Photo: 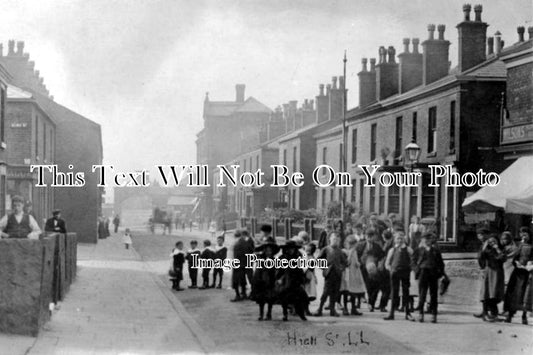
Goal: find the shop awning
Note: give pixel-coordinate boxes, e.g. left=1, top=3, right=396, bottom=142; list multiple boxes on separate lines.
left=462, top=156, right=533, bottom=215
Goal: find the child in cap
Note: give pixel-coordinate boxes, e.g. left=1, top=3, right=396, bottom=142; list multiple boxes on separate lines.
left=170, top=241, right=185, bottom=291
left=212, top=234, right=227, bottom=289
left=186, top=240, right=201, bottom=288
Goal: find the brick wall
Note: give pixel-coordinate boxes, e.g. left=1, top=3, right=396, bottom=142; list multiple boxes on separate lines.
left=506, top=62, right=533, bottom=123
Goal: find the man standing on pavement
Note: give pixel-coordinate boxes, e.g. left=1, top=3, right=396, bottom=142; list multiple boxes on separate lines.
left=113, top=214, right=120, bottom=233
left=242, top=230, right=255, bottom=291
left=0, top=195, right=42, bottom=239
left=45, top=209, right=67, bottom=234
left=231, top=229, right=248, bottom=301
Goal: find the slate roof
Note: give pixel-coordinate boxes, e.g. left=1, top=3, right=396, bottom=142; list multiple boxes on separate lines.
left=204, top=97, right=271, bottom=117
left=6, top=84, right=33, bottom=99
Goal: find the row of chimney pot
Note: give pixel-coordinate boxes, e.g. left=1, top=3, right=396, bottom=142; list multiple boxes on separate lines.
left=359, top=4, right=532, bottom=108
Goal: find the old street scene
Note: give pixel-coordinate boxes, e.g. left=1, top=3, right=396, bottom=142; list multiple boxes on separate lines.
left=0, top=1, right=532, bottom=355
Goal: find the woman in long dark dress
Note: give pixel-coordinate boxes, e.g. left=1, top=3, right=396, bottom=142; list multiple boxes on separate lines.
left=251, top=237, right=279, bottom=321
left=276, top=240, right=308, bottom=321
left=504, top=228, right=533, bottom=323
left=478, top=236, right=506, bottom=321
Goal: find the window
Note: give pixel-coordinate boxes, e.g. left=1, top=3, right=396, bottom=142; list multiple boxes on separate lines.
left=412, top=112, right=417, bottom=142
left=339, top=143, right=343, bottom=170
left=44, top=124, right=47, bottom=161
left=330, top=188, right=334, bottom=202
left=421, top=174, right=436, bottom=218
left=369, top=178, right=376, bottom=213
left=35, top=115, right=39, bottom=157
left=379, top=183, right=385, bottom=213
left=449, top=101, right=456, bottom=151
left=351, top=179, right=356, bottom=203
left=322, top=147, right=327, bottom=175
left=243, top=159, right=247, bottom=172
left=292, top=146, right=297, bottom=171
left=50, top=128, right=54, bottom=161
left=370, top=123, right=377, bottom=161
left=359, top=180, right=364, bottom=212
left=256, top=155, right=259, bottom=171
left=283, top=149, right=287, bottom=166
left=428, top=107, right=437, bottom=153
left=389, top=184, right=400, bottom=213
left=322, top=189, right=326, bottom=209
left=395, top=116, right=403, bottom=156
left=351, top=129, right=357, bottom=164
left=0, top=87, right=5, bottom=143
left=249, top=157, right=252, bottom=171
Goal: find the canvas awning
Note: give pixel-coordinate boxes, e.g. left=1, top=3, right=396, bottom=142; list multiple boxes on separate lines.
left=462, top=156, right=533, bottom=215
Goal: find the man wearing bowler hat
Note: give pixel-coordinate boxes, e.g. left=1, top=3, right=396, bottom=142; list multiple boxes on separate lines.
left=0, top=195, right=42, bottom=239
left=45, top=209, right=67, bottom=234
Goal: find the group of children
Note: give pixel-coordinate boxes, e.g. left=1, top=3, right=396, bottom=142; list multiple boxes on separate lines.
left=166, top=216, right=449, bottom=323
left=169, top=234, right=227, bottom=291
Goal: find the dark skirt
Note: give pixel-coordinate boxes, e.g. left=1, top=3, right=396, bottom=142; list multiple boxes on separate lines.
left=504, top=268, right=529, bottom=312
left=251, top=268, right=277, bottom=304
left=523, top=272, right=533, bottom=312
left=480, top=267, right=505, bottom=302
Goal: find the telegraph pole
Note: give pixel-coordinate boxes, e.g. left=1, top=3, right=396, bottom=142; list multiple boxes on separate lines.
left=341, top=51, right=347, bottom=221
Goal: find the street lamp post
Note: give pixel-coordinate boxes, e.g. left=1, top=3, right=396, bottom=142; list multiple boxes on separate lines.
left=404, top=139, right=421, bottom=172
left=341, top=51, right=347, bottom=221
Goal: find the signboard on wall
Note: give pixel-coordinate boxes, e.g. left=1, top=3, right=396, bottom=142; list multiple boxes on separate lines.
left=501, top=122, right=533, bottom=144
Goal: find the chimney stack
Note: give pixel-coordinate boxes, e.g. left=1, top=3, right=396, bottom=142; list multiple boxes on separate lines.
left=474, top=4, right=482, bottom=21
left=517, top=26, right=525, bottom=43
left=16, top=41, right=24, bottom=56
left=529, top=27, right=533, bottom=40
left=412, top=38, right=420, bottom=53
left=495, top=31, right=502, bottom=55
left=0, top=44, right=3, bottom=57
left=8, top=40, right=15, bottom=55
left=462, top=3, right=471, bottom=21
left=370, top=58, right=376, bottom=71
left=423, top=24, right=450, bottom=85
left=358, top=58, right=377, bottom=108
left=316, top=84, right=329, bottom=123
left=399, top=38, right=423, bottom=93
left=457, top=4, right=488, bottom=72
left=376, top=46, right=399, bottom=100
left=235, top=84, right=245, bottom=103
left=329, top=77, right=343, bottom=121
left=487, top=37, right=494, bottom=55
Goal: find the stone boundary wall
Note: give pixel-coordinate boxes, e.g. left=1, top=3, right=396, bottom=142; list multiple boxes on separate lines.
left=0, top=233, right=77, bottom=336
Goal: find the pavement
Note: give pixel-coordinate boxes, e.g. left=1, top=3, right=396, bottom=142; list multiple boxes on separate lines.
left=1, top=227, right=532, bottom=355
left=0, top=232, right=207, bottom=355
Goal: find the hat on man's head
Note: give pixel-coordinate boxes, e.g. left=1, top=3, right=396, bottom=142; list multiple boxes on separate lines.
left=11, top=195, right=24, bottom=204
left=53, top=209, right=61, bottom=215
left=476, top=227, right=491, bottom=235
left=260, top=224, right=272, bottom=234
left=280, top=240, right=299, bottom=251
left=255, top=236, right=280, bottom=254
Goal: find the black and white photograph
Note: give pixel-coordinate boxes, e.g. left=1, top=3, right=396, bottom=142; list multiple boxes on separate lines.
left=0, top=0, right=532, bottom=354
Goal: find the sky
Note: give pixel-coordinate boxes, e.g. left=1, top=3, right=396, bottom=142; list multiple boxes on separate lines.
left=1, top=0, right=531, bottom=176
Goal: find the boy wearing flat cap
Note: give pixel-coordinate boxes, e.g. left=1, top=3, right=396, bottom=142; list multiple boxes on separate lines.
left=45, top=209, right=67, bottom=234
